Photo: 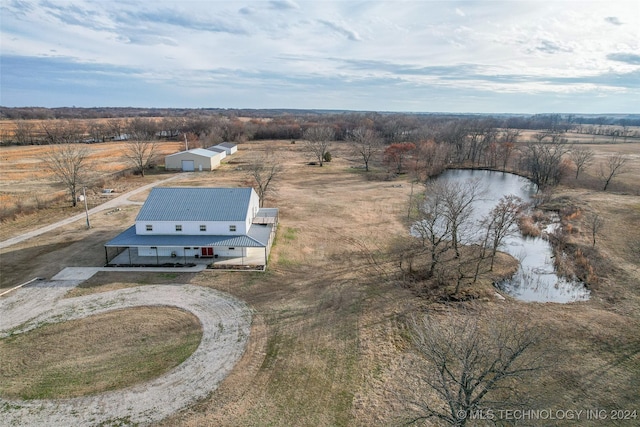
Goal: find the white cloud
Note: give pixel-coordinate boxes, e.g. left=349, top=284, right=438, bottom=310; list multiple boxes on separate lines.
left=318, top=19, right=362, bottom=41
left=1, top=0, right=638, bottom=112
left=604, top=16, right=623, bottom=25
left=269, top=0, right=299, bottom=10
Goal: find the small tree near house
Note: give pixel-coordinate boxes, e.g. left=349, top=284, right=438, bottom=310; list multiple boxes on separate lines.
left=44, top=143, right=92, bottom=207
left=247, top=151, right=282, bottom=207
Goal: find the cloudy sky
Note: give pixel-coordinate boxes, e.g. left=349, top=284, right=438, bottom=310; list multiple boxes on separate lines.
left=1, top=0, right=639, bottom=113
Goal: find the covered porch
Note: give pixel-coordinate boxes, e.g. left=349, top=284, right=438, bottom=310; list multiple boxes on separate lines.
left=104, top=224, right=275, bottom=271
left=105, top=246, right=267, bottom=270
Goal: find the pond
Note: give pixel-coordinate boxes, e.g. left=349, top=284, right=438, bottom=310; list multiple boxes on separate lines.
left=431, top=169, right=590, bottom=303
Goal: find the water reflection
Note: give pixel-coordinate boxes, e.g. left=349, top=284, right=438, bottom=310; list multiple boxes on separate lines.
left=433, top=169, right=590, bottom=303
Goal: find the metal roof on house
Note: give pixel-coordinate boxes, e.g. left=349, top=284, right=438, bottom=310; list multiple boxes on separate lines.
left=105, top=224, right=272, bottom=248
left=165, top=148, right=222, bottom=159
left=135, top=187, right=254, bottom=222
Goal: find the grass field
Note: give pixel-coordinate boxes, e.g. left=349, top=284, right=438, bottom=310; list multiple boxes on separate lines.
left=1, top=138, right=639, bottom=425
left=0, top=140, right=182, bottom=226
left=0, top=306, right=202, bottom=400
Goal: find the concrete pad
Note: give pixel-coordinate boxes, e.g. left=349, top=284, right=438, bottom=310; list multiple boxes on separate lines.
left=52, top=267, right=102, bottom=281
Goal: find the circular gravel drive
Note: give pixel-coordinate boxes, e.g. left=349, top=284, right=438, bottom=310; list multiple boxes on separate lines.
left=0, top=282, right=251, bottom=426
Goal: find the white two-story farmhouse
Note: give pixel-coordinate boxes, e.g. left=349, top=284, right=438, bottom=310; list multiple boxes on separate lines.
left=105, top=187, right=278, bottom=270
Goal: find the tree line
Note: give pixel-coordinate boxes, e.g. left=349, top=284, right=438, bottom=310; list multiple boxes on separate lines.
left=3, top=110, right=639, bottom=146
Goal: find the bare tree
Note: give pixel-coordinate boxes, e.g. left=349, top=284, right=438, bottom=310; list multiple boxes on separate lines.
left=411, top=182, right=453, bottom=279
left=107, top=119, right=126, bottom=140
left=247, top=150, right=282, bottom=207
left=569, top=147, right=594, bottom=179
left=86, top=121, right=108, bottom=143
left=518, top=140, right=571, bottom=190
left=532, top=132, right=548, bottom=143
left=443, top=179, right=484, bottom=258
left=481, top=195, right=524, bottom=271
left=465, top=118, right=497, bottom=166
left=407, top=310, right=544, bottom=426
left=412, top=140, right=449, bottom=178
left=123, top=139, right=158, bottom=177
left=497, top=141, right=515, bottom=171
left=586, top=212, right=604, bottom=247
left=44, top=143, right=92, bottom=207
left=500, top=128, right=521, bottom=145
left=348, top=127, right=381, bottom=171
left=14, top=120, right=36, bottom=145
left=41, top=120, right=84, bottom=144
left=599, top=154, right=629, bottom=191
left=411, top=179, right=483, bottom=278
left=127, top=117, right=159, bottom=141
left=303, top=126, right=334, bottom=166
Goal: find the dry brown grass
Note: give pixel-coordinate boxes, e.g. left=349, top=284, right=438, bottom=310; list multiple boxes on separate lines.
left=551, top=142, right=640, bottom=194
left=518, top=215, right=542, bottom=237
left=0, top=140, right=182, bottom=223
left=1, top=138, right=639, bottom=426
left=0, top=306, right=202, bottom=400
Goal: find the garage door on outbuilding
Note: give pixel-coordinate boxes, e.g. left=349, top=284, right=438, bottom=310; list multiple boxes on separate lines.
left=181, top=160, right=195, bottom=171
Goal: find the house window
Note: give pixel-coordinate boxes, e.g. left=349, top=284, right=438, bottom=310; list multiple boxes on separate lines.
left=146, top=224, right=153, bottom=231
left=200, top=225, right=207, bottom=232
left=229, top=247, right=235, bottom=250
left=229, top=225, right=236, bottom=232
left=175, top=225, right=182, bottom=232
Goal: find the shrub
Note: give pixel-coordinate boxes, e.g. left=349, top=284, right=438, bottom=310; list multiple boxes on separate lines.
left=323, top=151, right=332, bottom=162
left=518, top=215, right=541, bottom=237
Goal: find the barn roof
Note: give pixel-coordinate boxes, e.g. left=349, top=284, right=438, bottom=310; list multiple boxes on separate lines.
left=135, top=187, right=255, bottom=222
left=205, top=146, right=227, bottom=153
left=217, top=142, right=237, bottom=149
left=165, top=148, right=222, bottom=159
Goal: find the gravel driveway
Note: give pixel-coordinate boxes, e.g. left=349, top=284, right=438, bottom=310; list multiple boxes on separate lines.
left=0, top=278, right=251, bottom=426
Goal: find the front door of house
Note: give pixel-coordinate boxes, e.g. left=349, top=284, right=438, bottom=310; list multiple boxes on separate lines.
left=201, top=247, right=214, bottom=257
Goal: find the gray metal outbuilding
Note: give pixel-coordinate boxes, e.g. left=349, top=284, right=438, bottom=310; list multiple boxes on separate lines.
left=164, top=148, right=224, bottom=171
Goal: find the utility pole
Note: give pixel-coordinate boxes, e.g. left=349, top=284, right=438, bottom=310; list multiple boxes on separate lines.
left=83, top=186, right=91, bottom=229
left=184, top=133, right=188, bottom=151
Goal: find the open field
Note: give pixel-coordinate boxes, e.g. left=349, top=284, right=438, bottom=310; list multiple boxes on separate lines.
left=0, top=141, right=183, bottom=241
left=1, top=139, right=639, bottom=425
